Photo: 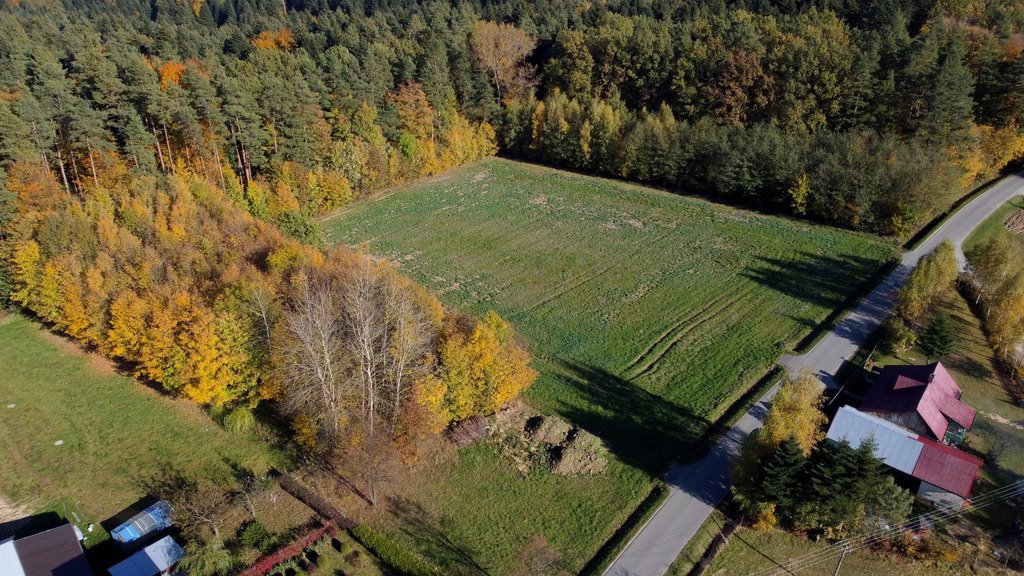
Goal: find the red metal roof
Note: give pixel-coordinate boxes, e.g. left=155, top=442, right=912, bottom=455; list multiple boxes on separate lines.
left=911, top=436, right=983, bottom=498
left=861, top=362, right=976, bottom=439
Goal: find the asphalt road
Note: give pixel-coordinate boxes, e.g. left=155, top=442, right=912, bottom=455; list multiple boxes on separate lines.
left=603, top=171, right=1024, bottom=576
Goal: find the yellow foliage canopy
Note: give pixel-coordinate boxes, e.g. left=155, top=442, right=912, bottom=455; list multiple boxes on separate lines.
left=416, top=310, right=537, bottom=431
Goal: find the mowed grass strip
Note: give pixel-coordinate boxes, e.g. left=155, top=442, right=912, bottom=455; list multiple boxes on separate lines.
left=0, top=312, right=287, bottom=538
left=325, top=159, right=893, bottom=573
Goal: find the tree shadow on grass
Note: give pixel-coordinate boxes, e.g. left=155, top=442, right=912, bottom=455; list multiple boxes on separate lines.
left=386, top=496, right=493, bottom=576
left=740, top=252, right=887, bottom=311
left=547, top=361, right=709, bottom=476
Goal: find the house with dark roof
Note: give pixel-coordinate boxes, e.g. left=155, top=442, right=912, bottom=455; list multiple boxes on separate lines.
left=860, top=362, right=976, bottom=444
left=827, top=406, right=983, bottom=510
left=0, top=523, right=93, bottom=576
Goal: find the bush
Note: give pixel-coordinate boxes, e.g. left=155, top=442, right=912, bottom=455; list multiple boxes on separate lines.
left=225, top=407, right=256, bottom=434
left=882, top=318, right=917, bottom=354
left=350, top=525, right=441, bottom=576
left=751, top=502, right=778, bottom=532
left=240, top=521, right=278, bottom=554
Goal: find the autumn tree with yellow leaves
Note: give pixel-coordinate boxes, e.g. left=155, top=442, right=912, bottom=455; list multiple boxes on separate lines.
left=415, top=310, right=538, bottom=431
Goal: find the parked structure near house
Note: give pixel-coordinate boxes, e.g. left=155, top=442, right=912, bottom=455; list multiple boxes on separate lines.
left=861, top=362, right=976, bottom=444
left=108, top=535, right=185, bottom=576
left=827, top=406, right=983, bottom=509
left=110, top=501, right=173, bottom=548
left=0, top=523, right=93, bottom=576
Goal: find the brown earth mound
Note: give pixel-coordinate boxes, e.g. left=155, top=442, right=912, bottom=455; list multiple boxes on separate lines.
left=1005, top=210, right=1024, bottom=234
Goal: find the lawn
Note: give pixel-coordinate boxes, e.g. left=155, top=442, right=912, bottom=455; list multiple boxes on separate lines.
left=962, top=196, right=1024, bottom=255
left=325, top=158, right=893, bottom=573
left=0, top=312, right=288, bottom=546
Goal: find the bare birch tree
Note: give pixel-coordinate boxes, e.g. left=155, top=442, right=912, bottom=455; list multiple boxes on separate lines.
left=274, top=260, right=438, bottom=445
left=274, top=274, right=350, bottom=441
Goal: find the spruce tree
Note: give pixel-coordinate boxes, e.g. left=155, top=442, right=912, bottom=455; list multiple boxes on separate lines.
left=919, top=313, right=955, bottom=360
left=759, top=437, right=807, bottom=517
left=803, top=439, right=861, bottom=530
left=923, top=35, right=975, bottom=147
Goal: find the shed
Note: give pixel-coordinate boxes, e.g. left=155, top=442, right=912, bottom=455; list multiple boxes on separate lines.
left=108, top=536, right=184, bottom=576
left=0, top=537, right=27, bottom=576
left=10, top=523, right=92, bottom=576
left=110, top=501, right=172, bottom=547
left=826, top=406, right=984, bottom=509
left=912, top=437, right=983, bottom=499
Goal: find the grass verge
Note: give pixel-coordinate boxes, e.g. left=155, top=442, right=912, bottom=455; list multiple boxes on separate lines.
left=579, top=482, right=671, bottom=576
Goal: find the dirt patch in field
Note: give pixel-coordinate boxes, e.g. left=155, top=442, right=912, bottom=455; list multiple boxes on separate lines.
left=0, top=494, right=33, bottom=532
left=981, top=410, right=1024, bottom=431
left=1004, top=210, right=1024, bottom=235
left=529, top=195, right=548, bottom=206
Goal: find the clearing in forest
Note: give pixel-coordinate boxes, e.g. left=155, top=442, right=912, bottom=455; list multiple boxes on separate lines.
left=327, top=158, right=892, bottom=465
left=323, top=159, right=893, bottom=574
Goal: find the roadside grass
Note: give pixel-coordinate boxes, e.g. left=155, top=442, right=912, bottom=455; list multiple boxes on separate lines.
left=0, top=312, right=288, bottom=546
left=665, top=508, right=730, bottom=576
left=705, top=526, right=967, bottom=576
left=963, top=196, right=1024, bottom=254
left=325, top=158, right=893, bottom=573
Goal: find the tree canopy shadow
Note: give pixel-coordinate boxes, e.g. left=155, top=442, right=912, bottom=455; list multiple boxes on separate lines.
left=386, top=496, right=492, bottom=576
left=549, top=361, right=710, bottom=475
left=740, top=251, right=888, bottom=311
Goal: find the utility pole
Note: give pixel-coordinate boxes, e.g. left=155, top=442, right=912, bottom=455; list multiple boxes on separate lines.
left=833, top=541, right=850, bottom=576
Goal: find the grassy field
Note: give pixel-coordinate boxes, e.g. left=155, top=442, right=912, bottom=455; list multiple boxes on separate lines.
left=329, top=159, right=893, bottom=467
left=325, top=158, right=893, bottom=573
left=963, top=196, right=1024, bottom=254
left=0, top=312, right=288, bottom=545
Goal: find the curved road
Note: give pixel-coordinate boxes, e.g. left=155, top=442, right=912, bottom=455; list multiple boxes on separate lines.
left=604, top=171, right=1024, bottom=576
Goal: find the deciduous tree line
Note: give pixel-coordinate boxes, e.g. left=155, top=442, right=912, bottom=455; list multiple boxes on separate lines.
left=0, top=130, right=533, bottom=500
left=503, top=10, right=1024, bottom=236
left=883, top=241, right=960, bottom=353
left=966, top=232, right=1024, bottom=385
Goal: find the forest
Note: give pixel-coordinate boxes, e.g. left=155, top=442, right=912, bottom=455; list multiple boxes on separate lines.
left=1, top=0, right=1024, bottom=484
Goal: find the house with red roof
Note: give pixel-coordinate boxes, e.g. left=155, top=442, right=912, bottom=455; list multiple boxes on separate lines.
left=827, top=406, right=984, bottom=510
left=860, top=362, right=976, bottom=444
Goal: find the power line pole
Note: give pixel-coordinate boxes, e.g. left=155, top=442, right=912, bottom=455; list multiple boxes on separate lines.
left=833, top=541, right=850, bottom=576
